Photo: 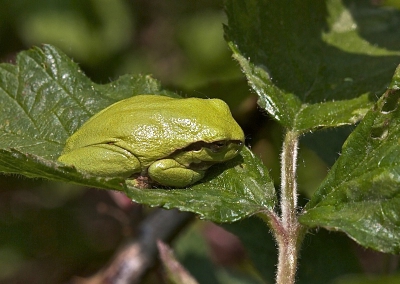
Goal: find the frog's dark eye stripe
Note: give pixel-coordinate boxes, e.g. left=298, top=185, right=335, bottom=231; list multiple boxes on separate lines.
left=184, top=141, right=209, bottom=152
left=184, top=140, right=228, bottom=153
left=172, top=140, right=242, bottom=155
left=209, top=140, right=227, bottom=152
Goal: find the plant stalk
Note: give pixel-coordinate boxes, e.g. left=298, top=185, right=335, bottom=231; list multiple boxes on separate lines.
left=275, top=130, right=304, bottom=284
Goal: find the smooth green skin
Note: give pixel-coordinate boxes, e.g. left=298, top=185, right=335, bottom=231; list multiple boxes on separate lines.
left=58, top=94, right=244, bottom=187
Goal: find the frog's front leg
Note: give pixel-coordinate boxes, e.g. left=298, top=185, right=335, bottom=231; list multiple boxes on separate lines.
left=148, top=159, right=205, bottom=187
left=58, top=144, right=141, bottom=178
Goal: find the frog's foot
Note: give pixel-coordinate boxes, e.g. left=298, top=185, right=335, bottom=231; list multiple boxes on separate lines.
left=125, top=174, right=154, bottom=189
left=148, top=159, right=205, bottom=188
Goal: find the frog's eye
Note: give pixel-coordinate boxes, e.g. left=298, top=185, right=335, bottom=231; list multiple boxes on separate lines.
left=209, top=140, right=227, bottom=152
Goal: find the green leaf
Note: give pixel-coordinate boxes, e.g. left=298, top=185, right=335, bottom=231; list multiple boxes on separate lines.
left=294, top=94, right=372, bottom=132
left=299, top=65, right=400, bottom=254
left=0, top=44, right=169, bottom=189
left=0, top=45, right=275, bottom=223
left=224, top=0, right=400, bottom=131
left=227, top=44, right=301, bottom=129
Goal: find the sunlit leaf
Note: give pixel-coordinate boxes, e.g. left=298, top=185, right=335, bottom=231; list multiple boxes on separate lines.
left=224, top=0, right=400, bottom=131
left=300, top=65, right=400, bottom=253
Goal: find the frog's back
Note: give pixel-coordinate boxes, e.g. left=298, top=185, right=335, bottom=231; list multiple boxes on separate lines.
left=63, top=95, right=173, bottom=149
left=63, top=94, right=243, bottom=163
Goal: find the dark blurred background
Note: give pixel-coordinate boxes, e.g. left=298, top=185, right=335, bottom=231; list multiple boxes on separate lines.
left=0, top=0, right=242, bottom=87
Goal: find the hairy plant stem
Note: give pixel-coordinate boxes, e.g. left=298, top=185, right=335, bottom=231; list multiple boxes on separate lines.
left=275, top=130, right=305, bottom=284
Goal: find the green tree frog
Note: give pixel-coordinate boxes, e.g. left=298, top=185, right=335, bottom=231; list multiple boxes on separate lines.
left=58, top=94, right=244, bottom=188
